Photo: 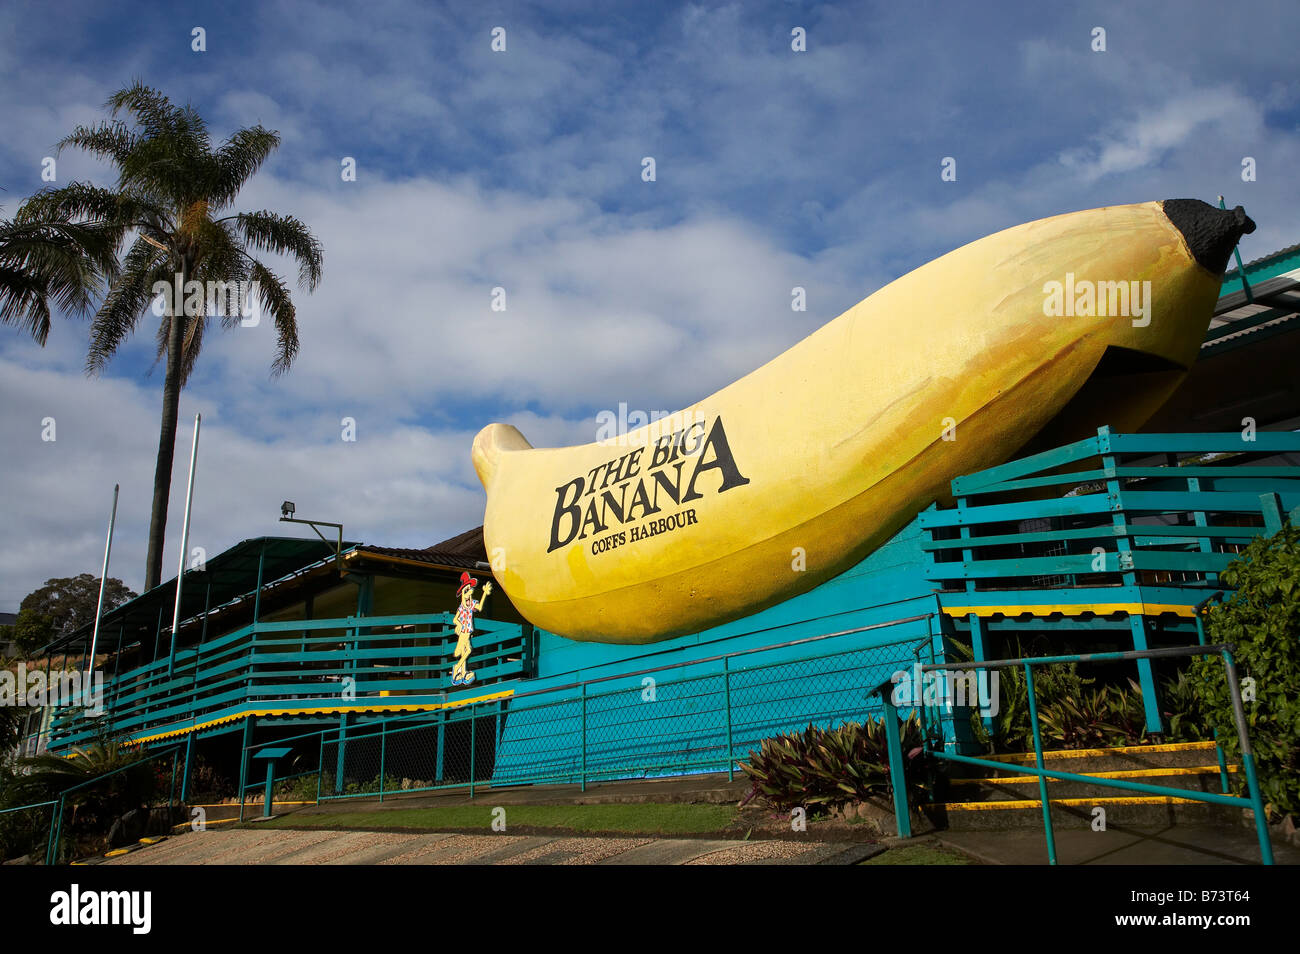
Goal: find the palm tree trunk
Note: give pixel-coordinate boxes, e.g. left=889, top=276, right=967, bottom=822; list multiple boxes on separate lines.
left=143, top=267, right=188, bottom=591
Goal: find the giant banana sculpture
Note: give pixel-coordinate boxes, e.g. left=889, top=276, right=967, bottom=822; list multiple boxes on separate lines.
left=473, top=199, right=1254, bottom=643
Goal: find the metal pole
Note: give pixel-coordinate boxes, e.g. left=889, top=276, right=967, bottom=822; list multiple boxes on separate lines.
left=87, top=484, right=119, bottom=680
left=881, top=694, right=912, bottom=838
left=1024, top=663, right=1058, bottom=865
left=168, top=414, right=201, bottom=676
left=379, top=720, right=387, bottom=803
left=1223, top=650, right=1274, bottom=865
left=722, top=658, right=734, bottom=780
left=580, top=685, right=587, bottom=792
left=469, top=707, right=477, bottom=799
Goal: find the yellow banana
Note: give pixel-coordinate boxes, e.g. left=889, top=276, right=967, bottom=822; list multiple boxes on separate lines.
left=473, top=199, right=1254, bottom=644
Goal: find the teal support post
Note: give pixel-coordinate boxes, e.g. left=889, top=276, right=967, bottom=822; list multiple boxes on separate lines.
left=379, top=720, right=387, bottom=803
left=435, top=709, right=446, bottom=783
left=580, top=685, right=588, bottom=792
left=180, top=733, right=194, bottom=801
left=968, top=613, right=994, bottom=734
left=722, top=657, right=734, bottom=780
left=1127, top=615, right=1163, bottom=733
left=1187, top=477, right=1216, bottom=584
left=1193, top=597, right=1232, bottom=794
left=469, top=708, right=477, bottom=798
left=169, top=748, right=178, bottom=816
left=335, top=712, right=350, bottom=794
left=252, top=747, right=291, bottom=819
left=878, top=690, right=912, bottom=838
left=1101, top=431, right=1162, bottom=734
left=1024, top=663, right=1058, bottom=865
left=237, top=717, right=254, bottom=823
left=1223, top=649, right=1274, bottom=865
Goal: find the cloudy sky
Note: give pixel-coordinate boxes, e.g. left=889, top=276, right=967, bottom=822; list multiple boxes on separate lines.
left=1, top=0, right=1297, bottom=609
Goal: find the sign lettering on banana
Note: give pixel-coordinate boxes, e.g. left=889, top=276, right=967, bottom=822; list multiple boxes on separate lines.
left=473, top=199, right=1255, bottom=644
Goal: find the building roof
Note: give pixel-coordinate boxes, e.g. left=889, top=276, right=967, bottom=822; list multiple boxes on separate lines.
left=40, top=536, right=352, bottom=658
left=349, top=526, right=489, bottom=572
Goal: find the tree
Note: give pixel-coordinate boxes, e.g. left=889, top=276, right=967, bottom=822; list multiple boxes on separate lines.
left=1192, top=522, right=1300, bottom=819
left=0, top=210, right=118, bottom=343
left=18, top=81, right=323, bottom=590
left=0, top=574, right=136, bottom=655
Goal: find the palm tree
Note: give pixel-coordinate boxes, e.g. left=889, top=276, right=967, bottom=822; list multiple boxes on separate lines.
left=19, top=82, right=323, bottom=591
left=0, top=207, right=118, bottom=342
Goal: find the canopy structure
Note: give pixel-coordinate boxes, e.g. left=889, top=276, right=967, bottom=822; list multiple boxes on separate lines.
left=1145, top=241, right=1300, bottom=433
left=42, top=536, right=354, bottom=663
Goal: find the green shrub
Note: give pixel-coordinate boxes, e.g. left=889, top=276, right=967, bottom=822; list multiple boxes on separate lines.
left=1191, top=522, right=1300, bottom=818
left=740, top=716, right=925, bottom=813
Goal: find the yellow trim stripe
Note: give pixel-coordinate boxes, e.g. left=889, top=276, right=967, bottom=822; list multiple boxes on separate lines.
left=943, top=795, right=1203, bottom=811
left=953, top=764, right=1237, bottom=785
left=981, top=741, right=1216, bottom=763
left=171, top=816, right=241, bottom=831
left=127, top=689, right=514, bottom=746
left=943, top=603, right=1196, bottom=619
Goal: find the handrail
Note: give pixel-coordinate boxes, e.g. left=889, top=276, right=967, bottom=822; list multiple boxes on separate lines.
left=873, top=644, right=1275, bottom=866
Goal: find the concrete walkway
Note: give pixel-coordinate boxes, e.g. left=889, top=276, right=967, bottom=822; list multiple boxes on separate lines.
left=97, top=828, right=880, bottom=866
left=935, top=825, right=1297, bottom=865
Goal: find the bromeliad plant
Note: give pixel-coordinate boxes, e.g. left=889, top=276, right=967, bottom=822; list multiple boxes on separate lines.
left=740, top=715, right=926, bottom=813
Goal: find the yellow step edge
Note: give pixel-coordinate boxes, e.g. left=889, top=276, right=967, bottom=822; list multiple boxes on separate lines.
left=952, top=764, right=1238, bottom=785
left=942, top=795, right=1204, bottom=811
left=980, top=740, right=1217, bottom=763
left=170, top=816, right=241, bottom=831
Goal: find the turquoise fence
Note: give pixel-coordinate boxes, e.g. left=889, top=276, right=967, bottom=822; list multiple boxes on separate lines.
left=47, top=613, right=533, bottom=750
left=923, top=427, right=1300, bottom=594
left=235, top=617, right=936, bottom=814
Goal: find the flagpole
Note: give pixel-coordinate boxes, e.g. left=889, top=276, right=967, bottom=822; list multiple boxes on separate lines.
left=168, top=413, right=201, bottom=676
left=86, top=483, right=119, bottom=676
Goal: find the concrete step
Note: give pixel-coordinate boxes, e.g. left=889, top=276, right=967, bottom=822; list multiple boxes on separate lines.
left=948, top=764, right=1236, bottom=802
left=930, top=742, right=1243, bottom=831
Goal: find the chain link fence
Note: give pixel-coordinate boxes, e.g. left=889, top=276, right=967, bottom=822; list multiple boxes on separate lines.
left=247, top=617, right=937, bottom=803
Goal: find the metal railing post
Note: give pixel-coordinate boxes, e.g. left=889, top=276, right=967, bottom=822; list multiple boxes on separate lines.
left=469, top=707, right=477, bottom=798
left=722, top=657, right=734, bottom=780
left=580, top=685, right=587, bottom=792
left=1223, top=649, right=1274, bottom=865
left=1024, top=663, right=1058, bottom=865
left=880, top=692, right=912, bottom=839
left=379, top=720, right=387, bottom=803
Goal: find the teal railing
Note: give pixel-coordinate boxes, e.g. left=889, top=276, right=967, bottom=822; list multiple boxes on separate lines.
left=875, top=643, right=1274, bottom=866
left=232, top=618, right=937, bottom=817
left=922, top=428, right=1300, bottom=597
left=47, top=613, right=533, bottom=750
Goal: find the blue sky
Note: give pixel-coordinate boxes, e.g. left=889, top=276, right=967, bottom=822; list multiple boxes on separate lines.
left=1, top=0, right=1298, bottom=609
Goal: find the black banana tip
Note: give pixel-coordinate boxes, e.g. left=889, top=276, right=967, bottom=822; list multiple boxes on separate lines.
left=1163, top=198, right=1256, bottom=275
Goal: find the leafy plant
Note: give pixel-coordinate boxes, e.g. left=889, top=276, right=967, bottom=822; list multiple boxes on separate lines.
left=740, top=716, right=925, bottom=813
left=1191, top=522, right=1300, bottom=818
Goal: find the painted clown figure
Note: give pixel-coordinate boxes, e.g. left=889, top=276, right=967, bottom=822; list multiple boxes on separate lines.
left=451, top=571, right=492, bottom=686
